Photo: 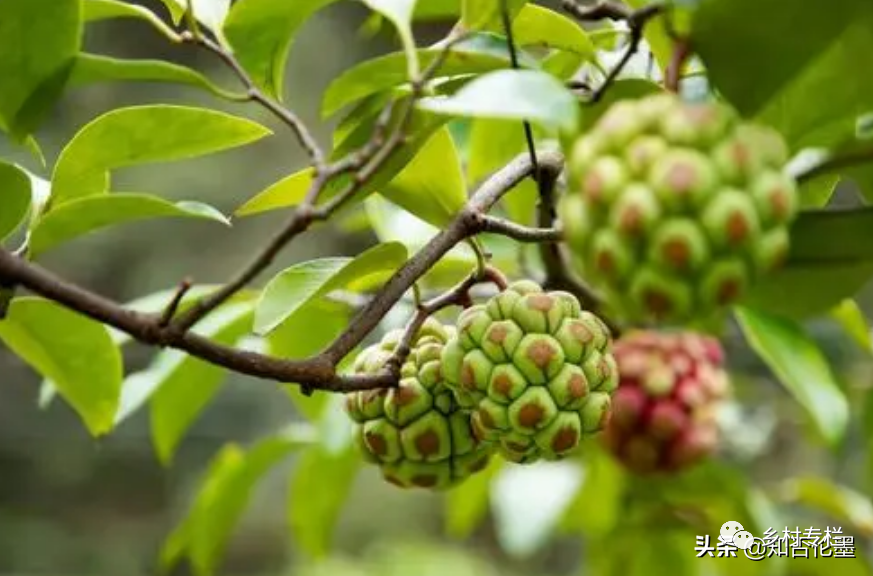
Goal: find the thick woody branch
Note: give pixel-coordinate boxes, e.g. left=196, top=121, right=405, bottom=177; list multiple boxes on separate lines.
left=0, top=153, right=563, bottom=392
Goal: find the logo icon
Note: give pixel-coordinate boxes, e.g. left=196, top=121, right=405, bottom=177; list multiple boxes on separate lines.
left=719, top=521, right=744, bottom=545
left=732, top=530, right=755, bottom=550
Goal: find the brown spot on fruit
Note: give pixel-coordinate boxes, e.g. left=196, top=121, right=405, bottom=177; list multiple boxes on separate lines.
left=732, top=142, right=749, bottom=167
left=668, top=163, right=696, bottom=194
left=620, top=205, right=644, bottom=234
left=595, top=249, right=615, bottom=274
left=412, top=475, right=438, bottom=488
left=551, top=427, right=579, bottom=453
left=518, top=403, right=546, bottom=428
left=488, top=324, right=508, bottom=344
left=461, top=362, right=477, bottom=390
left=384, top=474, right=405, bottom=487
left=584, top=173, right=603, bottom=201
left=663, top=238, right=690, bottom=268
left=415, top=429, right=441, bottom=456
left=526, top=339, right=556, bottom=369
left=493, top=373, right=513, bottom=397
left=394, top=386, right=418, bottom=406
left=644, top=290, right=672, bottom=315
left=478, top=407, right=496, bottom=430
left=717, top=279, right=740, bottom=304
left=365, top=432, right=388, bottom=455
left=529, top=294, right=554, bottom=312
left=570, top=322, right=594, bottom=344
left=770, top=188, right=789, bottom=219
left=568, top=374, right=588, bottom=399
left=726, top=211, right=749, bottom=244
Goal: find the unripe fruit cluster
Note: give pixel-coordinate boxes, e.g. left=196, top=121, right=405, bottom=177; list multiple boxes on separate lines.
left=601, top=330, right=729, bottom=474
left=560, top=92, right=799, bottom=324
left=344, top=281, right=620, bottom=489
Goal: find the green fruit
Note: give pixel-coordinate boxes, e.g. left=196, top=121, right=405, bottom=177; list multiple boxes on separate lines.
left=441, top=280, right=618, bottom=464
left=561, top=93, right=799, bottom=324
left=345, top=318, right=494, bottom=490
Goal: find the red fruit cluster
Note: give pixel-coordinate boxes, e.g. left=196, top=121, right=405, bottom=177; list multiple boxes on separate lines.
left=601, top=330, right=729, bottom=474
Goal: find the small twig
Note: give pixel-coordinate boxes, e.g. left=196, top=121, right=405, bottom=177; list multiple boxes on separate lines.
left=665, top=37, right=692, bottom=93
left=563, top=0, right=666, bottom=103
left=158, top=278, right=193, bottom=327
left=475, top=214, right=562, bottom=243
left=180, top=32, right=327, bottom=171
left=795, top=147, right=873, bottom=185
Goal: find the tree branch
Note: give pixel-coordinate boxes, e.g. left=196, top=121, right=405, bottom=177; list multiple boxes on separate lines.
left=562, top=0, right=666, bottom=102
left=0, top=153, right=563, bottom=393
left=474, top=214, right=562, bottom=243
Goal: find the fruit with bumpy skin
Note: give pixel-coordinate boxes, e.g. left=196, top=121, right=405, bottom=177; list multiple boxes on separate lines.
left=441, top=280, right=618, bottom=464
left=561, top=92, right=799, bottom=324
left=600, top=330, right=729, bottom=474
left=345, top=318, right=494, bottom=490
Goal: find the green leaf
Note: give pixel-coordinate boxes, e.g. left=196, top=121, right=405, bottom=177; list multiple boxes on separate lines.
left=778, top=476, right=873, bottom=537
left=161, top=432, right=311, bottom=575
left=445, top=457, right=501, bottom=539
left=0, top=297, right=122, bottom=436
left=223, top=0, right=341, bottom=100
left=511, top=4, right=594, bottom=62
left=254, top=242, right=408, bottom=335
left=159, top=0, right=230, bottom=32
left=0, top=161, right=32, bottom=243
left=377, top=126, right=467, bottom=227
left=0, top=0, right=81, bottom=137
left=83, top=0, right=179, bottom=41
left=267, top=302, right=349, bottom=421
left=233, top=167, right=313, bottom=216
left=742, top=207, right=873, bottom=318
left=560, top=445, right=625, bottom=537
left=623, top=0, right=672, bottom=71
left=735, top=306, right=849, bottom=445
left=51, top=105, right=271, bottom=205
left=691, top=0, right=868, bottom=117
left=69, top=53, right=235, bottom=99
left=28, top=193, right=229, bottom=258
left=148, top=304, right=254, bottom=465
left=288, top=441, right=360, bottom=559
left=757, top=15, right=873, bottom=150
left=418, top=69, right=579, bottom=133
left=829, top=299, right=872, bottom=353
left=362, top=0, right=420, bottom=82
left=321, top=37, right=522, bottom=118
left=491, top=462, right=584, bottom=559
left=461, top=0, right=526, bottom=31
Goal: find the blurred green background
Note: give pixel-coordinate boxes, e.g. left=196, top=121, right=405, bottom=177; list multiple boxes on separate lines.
left=1, top=1, right=872, bottom=575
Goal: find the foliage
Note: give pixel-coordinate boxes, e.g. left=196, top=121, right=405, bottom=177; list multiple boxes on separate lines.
left=1, top=0, right=873, bottom=575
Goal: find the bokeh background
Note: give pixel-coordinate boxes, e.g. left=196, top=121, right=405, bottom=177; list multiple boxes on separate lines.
left=1, top=1, right=871, bottom=575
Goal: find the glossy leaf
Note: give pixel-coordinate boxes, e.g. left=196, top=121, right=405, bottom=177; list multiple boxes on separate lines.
left=28, top=193, right=229, bottom=258
left=69, top=54, right=235, bottom=99
left=233, top=167, right=313, bottom=216
left=735, top=306, right=849, bottom=445
left=829, top=299, right=872, bottom=353
left=51, top=105, right=271, bottom=204
left=254, top=242, right=408, bottom=335
left=461, top=0, right=526, bottom=31
left=83, top=0, right=179, bottom=40
left=691, top=0, right=867, bottom=117
left=780, top=476, right=873, bottom=537
left=742, top=207, right=873, bottom=318
left=491, top=461, right=584, bottom=558
left=148, top=304, right=254, bottom=465
left=377, top=126, right=467, bottom=227
left=511, top=4, right=594, bottom=62
left=0, top=161, right=32, bottom=242
left=758, top=15, right=873, bottom=150
left=321, top=36, right=526, bottom=117
left=0, top=297, right=122, bottom=436
left=288, top=441, right=360, bottom=559
left=418, top=69, right=579, bottom=133
left=0, top=0, right=81, bottom=137
left=445, top=458, right=502, bottom=539
left=223, top=0, right=341, bottom=99
left=267, top=302, right=349, bottom=421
